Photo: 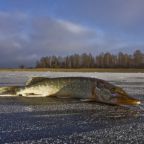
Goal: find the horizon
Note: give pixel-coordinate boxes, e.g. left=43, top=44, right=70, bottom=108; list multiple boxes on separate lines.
left=0, top=0, right=144, bottom=67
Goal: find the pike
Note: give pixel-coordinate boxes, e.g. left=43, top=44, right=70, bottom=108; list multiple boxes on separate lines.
left=0, top=77, right=141, bottom=106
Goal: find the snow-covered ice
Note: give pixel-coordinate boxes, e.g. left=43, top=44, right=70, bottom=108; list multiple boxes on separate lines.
left=0, top=71, right=144, bottom=85
left=0, top=71, right=144, bottom=143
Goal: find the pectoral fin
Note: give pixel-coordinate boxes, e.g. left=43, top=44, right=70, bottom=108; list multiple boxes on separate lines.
left=21, top=93, right=46, bottom=97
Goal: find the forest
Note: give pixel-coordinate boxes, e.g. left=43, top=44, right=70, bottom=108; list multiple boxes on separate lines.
left=36, top=50, right=144, bottom=68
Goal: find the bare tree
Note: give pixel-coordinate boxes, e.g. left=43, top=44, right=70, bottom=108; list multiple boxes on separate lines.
left=35, top=50, right=144, bottom=68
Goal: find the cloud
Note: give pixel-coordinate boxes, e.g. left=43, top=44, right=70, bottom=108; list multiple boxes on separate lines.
left=0, top=11, right=27, bottom=35
left=29, top=16, right=98, bottom=55
left=0, top=13, right=99, bottom=67
left=0, top=9, right=143, bottom=67
left=0, top=11, right=30, bottom=67
left=57, top=19, right=90, bottom=34
left=55, top=0, right=144, bottom=34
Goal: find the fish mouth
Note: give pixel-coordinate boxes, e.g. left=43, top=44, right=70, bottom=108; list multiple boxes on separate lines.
left=110, top=87, right=141, bottom=105
left=111, top=95, right=141, bottom=106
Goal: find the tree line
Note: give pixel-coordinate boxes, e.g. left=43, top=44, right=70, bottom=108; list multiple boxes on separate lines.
left=35, top=50, right=144, bottom=68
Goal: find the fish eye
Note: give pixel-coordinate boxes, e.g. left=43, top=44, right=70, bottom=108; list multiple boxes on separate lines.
left=114, top=87, right=127, bottom=95
left=119, top=89, right=126, bottom=94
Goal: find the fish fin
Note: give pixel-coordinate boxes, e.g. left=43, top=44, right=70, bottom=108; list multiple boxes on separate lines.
left=0, top=86, right=20, bottom=95
left=80, top=99, right=96, bottom=102
left=26, top=77, right=48, bottom=86
left=22, top=93, right=47, bottom=97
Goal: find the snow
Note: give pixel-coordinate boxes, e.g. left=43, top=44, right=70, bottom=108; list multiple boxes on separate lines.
left=0, top=71, right=144, bottom=85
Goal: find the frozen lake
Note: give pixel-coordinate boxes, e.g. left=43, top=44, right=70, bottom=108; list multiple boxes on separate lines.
left=0, top=71, right=144, bottom=98
left=0, top=71, right=144, bottom=143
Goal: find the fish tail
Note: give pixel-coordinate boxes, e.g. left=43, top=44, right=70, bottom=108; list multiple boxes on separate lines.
left=0, top=86, right=22, bottom=96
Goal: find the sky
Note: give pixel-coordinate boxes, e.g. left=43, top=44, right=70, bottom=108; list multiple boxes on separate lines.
left=0, top=0, right=144, bottom=67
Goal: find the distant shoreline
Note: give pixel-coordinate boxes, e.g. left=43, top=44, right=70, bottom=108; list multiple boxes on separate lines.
left=0, top=68, right=144, bottom=73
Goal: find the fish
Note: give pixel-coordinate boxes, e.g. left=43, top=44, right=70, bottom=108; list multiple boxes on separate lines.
left=0, top=77, right=141, bottom=106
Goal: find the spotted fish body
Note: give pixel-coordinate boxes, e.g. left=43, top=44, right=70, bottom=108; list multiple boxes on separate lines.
left=18, top=77, right=98, bottom=98
left=16, top=77, right=140, bottom=105
left=0, top=77, right=141, bottom=106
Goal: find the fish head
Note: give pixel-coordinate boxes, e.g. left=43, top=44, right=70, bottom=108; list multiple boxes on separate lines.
left=109, top=87, right=141, bottom=105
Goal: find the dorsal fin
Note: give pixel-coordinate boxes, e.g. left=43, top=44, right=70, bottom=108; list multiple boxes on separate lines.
left=26, top=77, right=48, bottom=86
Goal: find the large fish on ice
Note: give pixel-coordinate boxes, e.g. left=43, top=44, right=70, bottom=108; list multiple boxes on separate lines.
left=0, top=77, right=141, bottom=106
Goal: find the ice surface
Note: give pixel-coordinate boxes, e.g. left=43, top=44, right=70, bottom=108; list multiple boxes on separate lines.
left=0, top=71, right=144, bottom=84
left=0, top=71, right=144, bottom=143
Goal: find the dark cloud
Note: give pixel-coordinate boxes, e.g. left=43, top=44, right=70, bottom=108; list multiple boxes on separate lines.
left=0, top=13, right=100, bottom=67
left=0, top=4, right=144, bottom=67
left=30, top=17, right=98, bottom=55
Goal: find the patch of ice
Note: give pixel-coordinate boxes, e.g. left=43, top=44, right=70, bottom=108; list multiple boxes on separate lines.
left=24, top=106, right=33, bottom=112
